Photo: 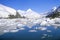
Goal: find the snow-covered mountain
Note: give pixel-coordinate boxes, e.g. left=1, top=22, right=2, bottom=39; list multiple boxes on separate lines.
left=17, top=10, right=26, bottom=17
left=0, top=4, right=16, bottom=18
left=46, top=6, right=60, bottom=18
left=0, top=4, right=42, bottom=19
left=24, top=9, right=41, bottom=18
left=52, top=6, right=57, bottom=11
left=1, top=4, right=60, bottom=19
left=17, top=9, right=42, bottom=19
left=26, top=9, right=42, bottom=18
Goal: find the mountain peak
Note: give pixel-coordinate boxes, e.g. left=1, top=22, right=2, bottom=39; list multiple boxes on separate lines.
left=52, top=6, right=57, bottom=11
left=27, top=8, right=32, bottom=12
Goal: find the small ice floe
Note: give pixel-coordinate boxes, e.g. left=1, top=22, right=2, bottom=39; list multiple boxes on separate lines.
left=19, top=28, right=25, bottom=30
left=40, top=27, right=47, bottom=31
left=4, top=30, right=9, bottom=33
left=27, top=23, right=34, bottom=28
left=40, top=21, right=50, bottom=26
left=54, top=26, right=58, bottom=29
left=53, top=24, right=60, bottom=27
left=17, top=23, right=24, bottom=27
left=40, top=21, right=47, bottom=26
left=41, top=36, right=46, bottom=39
left=47, top=30, right=51, bottom=32
left=10, top=29, right=19, bottom=32
left=41, top=34, right=47, bottom=39
left=4, top=29, right=19, bottom=33
left=29, top=30, right=37, bottom=32
left=43, top=34, right=47, bottom=36
left=36, top=27, right=47, bottom=31
left=41, top=34, right=52, bottom=39
left=48, top=35, right=52, bottom=37
left=0, top=30, right=5, bottom=35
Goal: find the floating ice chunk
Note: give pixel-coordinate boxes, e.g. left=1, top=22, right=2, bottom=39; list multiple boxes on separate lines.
left=41, top=34, right=47, bottom=38
left=43, top=34, right=47, bottom=36
left=27, top=22, right=34, bottom=28
left=10, top=29, right=19, bottom=32
left=40, top=27, right=47, bottom=30
left=48, top=19, right=55, bottom=24
left=17, top=23, right=24, bottom=27
left=37, top=27, right=47, bottom=31
left=19, top=28, right=25, bottom=30
left=40, top=21, right=48, bottom=26
left=0, top=30, right=5, bottom=35
left=41, top=36, right=46, bottom=39
left=4, top=30, right=9, bottom=33
left=33, top=19, right=42, bottom=24
left=48, top=35, right=52, bottom=37
left=4, top=29, right=19, bottom=33
left=41, top=34, right=52, bottom=39
left=29, top=30, right=37, bottom=32
left=47, top=30, right=51, bottom=32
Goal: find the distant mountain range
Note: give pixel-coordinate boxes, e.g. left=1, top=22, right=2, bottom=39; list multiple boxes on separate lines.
left=0, top=4, right=60, bottom=19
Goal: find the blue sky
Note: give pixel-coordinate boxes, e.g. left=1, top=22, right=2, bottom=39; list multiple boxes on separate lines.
left=0, top=0, right=60, bottom=13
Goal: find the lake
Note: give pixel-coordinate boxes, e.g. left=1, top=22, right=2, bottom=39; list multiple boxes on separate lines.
left=0, top=25, right=60, bottom=40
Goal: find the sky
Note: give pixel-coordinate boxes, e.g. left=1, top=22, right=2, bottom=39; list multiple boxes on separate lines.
left=0, top=0, right=60, bottom=13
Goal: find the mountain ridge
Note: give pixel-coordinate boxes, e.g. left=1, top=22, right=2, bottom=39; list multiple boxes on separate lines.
left=0, top=4, right=42, bottom=19
left=46, top=6, right=60, bottom=18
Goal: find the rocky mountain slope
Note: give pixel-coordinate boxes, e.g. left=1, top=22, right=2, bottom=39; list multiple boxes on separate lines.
left=46, top=6, right=60, bottom=18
